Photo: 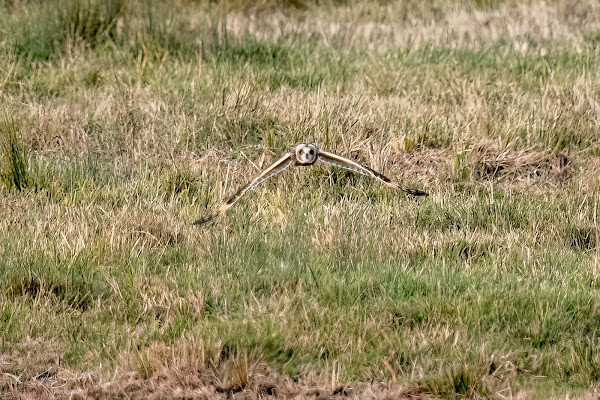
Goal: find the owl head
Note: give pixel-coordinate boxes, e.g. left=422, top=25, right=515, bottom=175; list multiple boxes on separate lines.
left=295, top=144, right=318, bottom=165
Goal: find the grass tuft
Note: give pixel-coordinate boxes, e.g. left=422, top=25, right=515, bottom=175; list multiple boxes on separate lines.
left=13, top=0, right=127, bottom=60
left=160, top=169, right=198, bottom=198
left=0, top=117, right=28, bottom=191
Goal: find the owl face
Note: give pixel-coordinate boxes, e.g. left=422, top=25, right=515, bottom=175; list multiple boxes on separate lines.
left=295, top=144, right=318, bottom=165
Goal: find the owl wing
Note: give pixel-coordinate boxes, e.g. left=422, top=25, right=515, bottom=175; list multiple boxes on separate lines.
left=192, top=152, right=294, bottom=226
left=317, top=149, right=427, bottom=196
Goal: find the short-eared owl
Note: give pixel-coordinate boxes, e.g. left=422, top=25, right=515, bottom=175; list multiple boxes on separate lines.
left=193, top=144, right=427, bottom=225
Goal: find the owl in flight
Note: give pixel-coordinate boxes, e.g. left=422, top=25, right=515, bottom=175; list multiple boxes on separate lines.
left=193, top=144, right=427, bottom=225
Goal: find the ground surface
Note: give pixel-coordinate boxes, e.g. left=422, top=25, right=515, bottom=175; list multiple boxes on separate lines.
left=0, top=0, right=599, bottom=398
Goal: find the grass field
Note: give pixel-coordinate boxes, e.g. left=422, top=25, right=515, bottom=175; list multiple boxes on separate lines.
left=0, top=0, right=599, bottom=398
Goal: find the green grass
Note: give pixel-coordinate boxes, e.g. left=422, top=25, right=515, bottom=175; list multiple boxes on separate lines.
left=0, top=117, right=29, bottom=191
left=0, top=0, right=599, bottom=398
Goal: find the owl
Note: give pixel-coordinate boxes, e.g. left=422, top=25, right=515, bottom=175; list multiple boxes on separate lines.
left=193, top=144, right=427, bottom=225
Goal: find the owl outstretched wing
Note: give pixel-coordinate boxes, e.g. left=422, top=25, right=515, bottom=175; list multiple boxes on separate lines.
left=192, top=152, right=294, bottom=226
left=317, top=149, right=427, bottom=196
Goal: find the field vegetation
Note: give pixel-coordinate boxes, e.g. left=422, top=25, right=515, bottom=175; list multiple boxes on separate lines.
left=0, top=0, right=599, bottom=398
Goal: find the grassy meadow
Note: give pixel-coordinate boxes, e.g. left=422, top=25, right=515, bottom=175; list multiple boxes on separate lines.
left=0, top=0, right=599, bottom=398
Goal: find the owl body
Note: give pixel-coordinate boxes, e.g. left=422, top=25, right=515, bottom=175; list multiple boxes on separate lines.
left=193, top=143, right=427, bottom=225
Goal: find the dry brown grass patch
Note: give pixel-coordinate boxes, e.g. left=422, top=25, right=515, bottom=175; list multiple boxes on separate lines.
left=469, top=139, right=571, bottom=182
left=88, top=366, right=436, bottom=400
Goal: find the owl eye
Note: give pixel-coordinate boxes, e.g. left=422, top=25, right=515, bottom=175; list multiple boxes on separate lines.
left=309, top=149, right=314, bottom=155
left=299, top=149, right=304, bottom=155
